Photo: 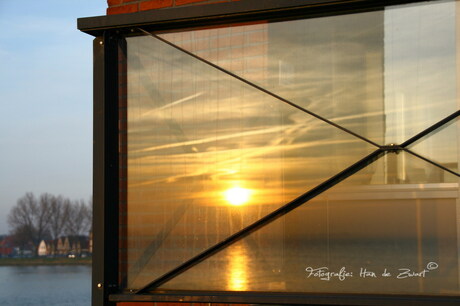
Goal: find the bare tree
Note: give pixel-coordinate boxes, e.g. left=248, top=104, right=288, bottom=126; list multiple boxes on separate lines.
left=48, top=195, right=70, bottom=253
left=37, top=193, right=52, bottom=243
left=8, top=192, right=52, bottom=254
left=8, top=192, right=92, bottom=256
left=10, top=225, right=34, bottom=250
left=65, top=199, right=92, bottom=236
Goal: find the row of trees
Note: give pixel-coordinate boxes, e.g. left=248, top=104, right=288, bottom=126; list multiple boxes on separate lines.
left=8, top=192, right=92, bottom=254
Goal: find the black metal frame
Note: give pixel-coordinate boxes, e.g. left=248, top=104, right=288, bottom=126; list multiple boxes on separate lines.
left=92, top=32, right=124, bottom=306
left=79, top=0, right=433, bottom=36
left=109, top=290, right=460, bottom=305
left=83, top=0, right=460, bottom=305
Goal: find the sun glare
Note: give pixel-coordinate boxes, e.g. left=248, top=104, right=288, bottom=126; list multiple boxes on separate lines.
left=224, top=187, right=251, bottom=206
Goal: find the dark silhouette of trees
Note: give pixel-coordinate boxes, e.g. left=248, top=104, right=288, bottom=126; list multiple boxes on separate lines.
left=8, top=192, right=92, bottom=255
left=66, top=199, right=92, bottom=236
left=8, top=193, right=50, bottom=253
left=48, top=195, right=70, bottom=252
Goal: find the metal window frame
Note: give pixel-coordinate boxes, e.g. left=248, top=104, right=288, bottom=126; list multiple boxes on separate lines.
left=92, top=32, right=123, bottom=306
left=79, top=0, right=433, bottom=36
left=82, top=0, right=460, bottom=305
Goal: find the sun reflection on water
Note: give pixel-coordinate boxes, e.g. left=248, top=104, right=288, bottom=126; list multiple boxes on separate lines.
left=227, top=244, right=248, bottom=291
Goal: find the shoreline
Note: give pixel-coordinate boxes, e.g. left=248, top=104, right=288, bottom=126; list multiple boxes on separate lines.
left=0, top=257, right=92, bottom=266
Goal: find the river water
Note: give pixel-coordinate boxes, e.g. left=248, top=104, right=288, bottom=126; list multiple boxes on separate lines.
left=0, top=265, right=91, bottom=306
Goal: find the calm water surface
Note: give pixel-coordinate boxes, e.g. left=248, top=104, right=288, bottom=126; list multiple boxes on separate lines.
left=0, top=265, right=91, bottom=306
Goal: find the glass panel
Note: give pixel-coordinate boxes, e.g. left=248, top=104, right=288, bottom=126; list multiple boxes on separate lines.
left=160, top=152, right=460, bottom=295
left=408, top=117, right=459, bottom=176
left=126, top=34, right=376, bottom=289
left=160, top=0, right=458, bottom=145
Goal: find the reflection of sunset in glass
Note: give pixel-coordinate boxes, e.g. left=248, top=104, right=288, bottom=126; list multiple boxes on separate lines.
left=228, top=244, right=248, bottom=291
left=224, top=187, right=251, bottom=206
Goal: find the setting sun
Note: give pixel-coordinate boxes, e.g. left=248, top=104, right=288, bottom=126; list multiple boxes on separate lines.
left=224, top=187, right=251, bottom=206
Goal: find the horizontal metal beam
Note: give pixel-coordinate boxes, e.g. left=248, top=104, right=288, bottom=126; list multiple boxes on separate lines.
left=111, top=290, right=460, bottom=305
left=78, top=0, right=430, bottom=36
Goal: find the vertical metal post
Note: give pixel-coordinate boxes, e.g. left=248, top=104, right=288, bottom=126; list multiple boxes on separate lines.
left=92, top=31, right=120, bottom=306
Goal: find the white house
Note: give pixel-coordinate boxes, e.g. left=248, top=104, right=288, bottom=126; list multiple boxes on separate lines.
left=37, top=240, right=47, bottom=257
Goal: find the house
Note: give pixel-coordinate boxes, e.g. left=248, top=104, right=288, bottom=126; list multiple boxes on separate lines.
left=37, top=240, right=47, bottom=257
left=0, top=235, right=14, bottom=257
left=54, top=235, right=90, bottom=257
left=46, top=239, right=56, bottom=256
left=56, top=236, right=69, bottom=256
left=68, top=235, right=90, bottom=256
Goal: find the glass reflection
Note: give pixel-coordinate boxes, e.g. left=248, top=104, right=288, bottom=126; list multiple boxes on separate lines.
left=160, top=0, right=458, bottom=145
left=125, top=0, right=460, bottom=295
left=408, top=117, right=459, bottom=176
left=126, top=31, right=375, bottom=289
left=228, top=244, right=248, bottom=291
left=160, top=152, right=460, bottom=295
left=224, top=186, right=252, bottom=206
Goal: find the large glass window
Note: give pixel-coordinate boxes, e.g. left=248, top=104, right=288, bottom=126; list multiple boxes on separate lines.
left=123, top=0, right=459, bottom=297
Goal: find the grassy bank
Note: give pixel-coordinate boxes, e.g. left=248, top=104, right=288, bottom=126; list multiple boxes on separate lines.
left=0, top=257, right=91, bottom=266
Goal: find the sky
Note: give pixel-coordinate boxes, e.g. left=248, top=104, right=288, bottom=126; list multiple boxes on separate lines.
left=0, top=0, right=107, bottom=234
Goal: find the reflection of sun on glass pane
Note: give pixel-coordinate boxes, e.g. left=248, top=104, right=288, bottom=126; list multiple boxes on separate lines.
left=227, top=244, right=248, bottom=291
left=224, top=187, right=251, bottom=206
